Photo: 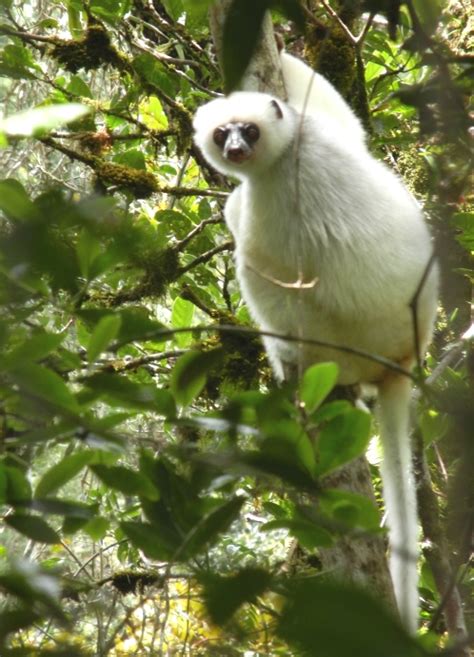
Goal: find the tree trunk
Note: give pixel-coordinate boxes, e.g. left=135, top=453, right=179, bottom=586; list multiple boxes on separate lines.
left=209, top=0, right=286, bottom=97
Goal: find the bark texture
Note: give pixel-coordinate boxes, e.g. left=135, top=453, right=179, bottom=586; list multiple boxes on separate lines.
left=319, top=454, right=397, bottom=612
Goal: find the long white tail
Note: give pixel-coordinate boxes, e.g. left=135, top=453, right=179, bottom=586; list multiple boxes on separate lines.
left=378, top=373, right=418, bottom=634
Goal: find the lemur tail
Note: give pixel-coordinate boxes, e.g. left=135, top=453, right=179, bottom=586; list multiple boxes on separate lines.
left=378, top=372, right=418, bottom=634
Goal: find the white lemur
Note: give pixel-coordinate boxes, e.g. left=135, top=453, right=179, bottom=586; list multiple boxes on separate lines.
left=193, top=52, right=438, bottom=633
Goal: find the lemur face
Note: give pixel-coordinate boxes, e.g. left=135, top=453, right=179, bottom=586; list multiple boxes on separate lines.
left=212, top=122, right=261, bottom=164
left=193, top=93, right=295, bottom=180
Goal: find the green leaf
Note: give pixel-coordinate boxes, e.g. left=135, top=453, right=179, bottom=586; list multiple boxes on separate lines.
left=452, top=211, right=474, bottom=250
left=35, top=451, right=94, bottom=498
left=76, top=227, right=104, bottom=278
left=299, top=362, right=339, bottom=414
left=317, top=408, right=372, bottom=476
left=87, top=314, right=122, bottom=362
left=120, top=521, right=177, bottom=560
left=5, top=514, right=60, bottom=544
left=78, top=307, right=165, bottom=345
left=270, top=0, right=305, bottom=28
left=320, top=489, right=381, bottom=532
left=11, top=363, right=81, bottom=414
left=3, top=331, right=64, bottom=369
left=261, top=518, right=333, bottom=549
left=90, top=0, right=130, bottom=22
left=0, top=464, right=6, bottom=504
left=0, top=178, right=36, bottom=221
left=182, top=0, right=213, bottom=20
left=278, top=579, right=425, bottom=657
left=170, top=349, right=224, bottom=407
left=242, top=450, right=316, bottom=491
left=84, top=373, right=176, bottom=416
left=161, top=0, right=184, bottom=20
left=30, top=498, right=95, bottom=518
left=0, top=44, right=40, bottom=79
left=133, top=54, right=177, bottom=96
left=67, top=75, right=93, bottom=98
left=180, top=496, right=245, bottom=559
left=5, top=466, right=32, bottom=503
left=412, top=0, right=443, bottom=35
left=91, top=464, right=158, bottom=499
left=261, top=421, right=317, bottom=478
left=0, top=103, right=91, bottom=137
left=0, top=610, right=41, bottom=640
left=0, top=560, right=65, bottom=621
left=202, top=567, right=272, bottom=625
left=171, top=297, right=195, bottom=347
left=223, top=0, right=268, bottom=92
left=83, top=516, right=110, bottom=540
left=114, top=149, right=146, bottom=170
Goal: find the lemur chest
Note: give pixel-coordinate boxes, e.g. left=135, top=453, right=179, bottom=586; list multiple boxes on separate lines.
left=236, top=185, right=320, bottom=283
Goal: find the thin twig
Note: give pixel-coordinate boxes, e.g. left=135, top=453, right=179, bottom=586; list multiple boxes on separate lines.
left=318, top=0, right=357, bottom=44
left=113, top=324, right=414, bottom=379
left=178, top=240, right=234, bottom=275
left=355, top=12, right=375, bottom=45
left=174, top=217, right=222, bottom=250
left=409, top=251, right=437, bottom=369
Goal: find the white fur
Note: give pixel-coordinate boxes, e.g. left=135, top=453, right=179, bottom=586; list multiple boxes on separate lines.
left=280, top=52, right=366, bottom=147
left=193, top=78, right=438, bottom=633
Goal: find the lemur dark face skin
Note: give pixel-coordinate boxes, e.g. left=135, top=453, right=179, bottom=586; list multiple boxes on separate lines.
left=212, top=122, right=260, bottom=163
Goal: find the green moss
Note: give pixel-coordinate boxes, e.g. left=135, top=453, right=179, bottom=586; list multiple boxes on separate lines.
left=311, top=25, right=356, bottom=100
left=169, top=106, right=194, bottom=156
left=142, top=248, right=180, bottom=297
left=304, top=1, right=371, bottom=129
left=51, top=25, right=127, bottom=73
left=79, top=131, right=113, bottom=155
left=111, top=571, right=159, bottom=594
left=204, top=328, right=267, bottom=399
left=106, top=247, right=180, bottom=305
left=96, top=162, right=158, bottom=199
left=396, top=146, right=432, bottom=199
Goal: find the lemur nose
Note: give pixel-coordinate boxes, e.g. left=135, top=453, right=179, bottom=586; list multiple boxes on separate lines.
left=226, top=147, right=246, bottom=163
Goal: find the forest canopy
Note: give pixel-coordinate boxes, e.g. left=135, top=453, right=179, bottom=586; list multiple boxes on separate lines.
left=0, top=0, right=472, bottom=655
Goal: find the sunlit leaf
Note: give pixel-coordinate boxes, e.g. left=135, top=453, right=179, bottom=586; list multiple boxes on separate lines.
left=299, top=362, right=339, bottom=414
left=171, top=296, right=195, bottom=347
left=0, top=103, right=91, bottom=137
left=317, top=408, right=372, bottom=476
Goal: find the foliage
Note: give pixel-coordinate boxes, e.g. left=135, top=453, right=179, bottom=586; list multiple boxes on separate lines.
left=0, top=0, right=472, bottom=655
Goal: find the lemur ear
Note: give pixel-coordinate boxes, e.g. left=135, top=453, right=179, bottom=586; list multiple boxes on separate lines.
left=270, top=99, right=283, bottom=119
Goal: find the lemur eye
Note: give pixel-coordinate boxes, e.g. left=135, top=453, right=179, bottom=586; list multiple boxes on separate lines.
left=244, top=123, right=260, bottom=143
left=213, top=127, right=228, bottom=147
